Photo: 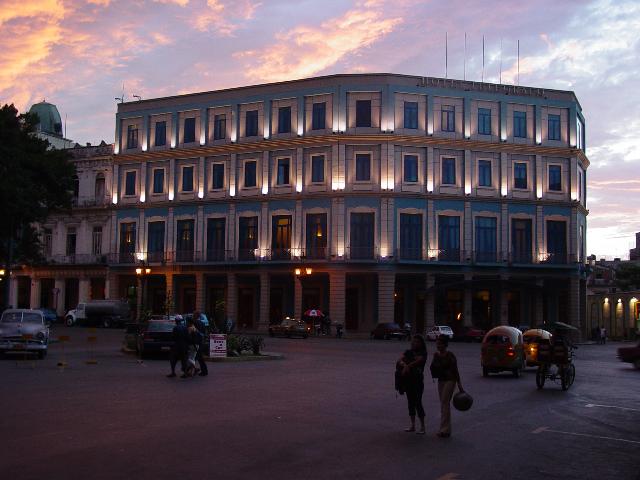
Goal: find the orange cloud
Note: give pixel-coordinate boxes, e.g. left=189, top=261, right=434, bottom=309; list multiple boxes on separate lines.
left=235, top=3, right=402, bottom=82
left=192, top=0, right=260, bottom=35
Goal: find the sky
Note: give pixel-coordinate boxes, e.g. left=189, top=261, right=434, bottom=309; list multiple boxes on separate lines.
left=1, top=0, right=639, bottom=258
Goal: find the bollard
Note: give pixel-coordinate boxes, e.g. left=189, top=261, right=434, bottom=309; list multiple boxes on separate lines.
left=57, top=335, right=70, bottom=369
left=86, top=328, right=98, bottom=365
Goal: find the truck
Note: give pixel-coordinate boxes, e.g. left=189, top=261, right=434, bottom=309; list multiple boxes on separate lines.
left=65, top=300, right=131, bottom=328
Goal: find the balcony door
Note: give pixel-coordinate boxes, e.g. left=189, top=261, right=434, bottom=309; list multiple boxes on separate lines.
left=350, top=212, right=374, bottom=259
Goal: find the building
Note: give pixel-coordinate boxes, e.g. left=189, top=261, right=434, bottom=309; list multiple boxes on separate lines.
left=629, top=232, right=640, bottom=261
left=29, top=101, right=75, bottom=150
left=11, top=73, right=589, bottom=336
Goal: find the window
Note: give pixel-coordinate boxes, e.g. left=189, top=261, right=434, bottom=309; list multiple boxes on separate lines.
left=355, top=153, right=371, bottom=181
left=95, top=173, right=105, bottom=203
left=43, top=228, right=52, bottom=257
left=312, top=102, right=326, bottom=130
left=478, top=160, right=492, bottom=187
left=577, top=118, right=584, bottom=150
left=548, top=114, right=561, bottom=141
left=182, top=166, right=194, bottom=192
left=152, top=169, right=164, bottom=194
left=514, top=163, right=527, bottom=189
left=92, top=226, right=102, bottom=256
left=239, top=216, right=258, bottom=260
left=212, top=164, right=225, bottom=190
left=438, top=215, right=460, bottom=261
left=513, top=111, right=527, bottom=138
left=155, top=121, right=166, bottom=147
left=546, top=220, right=567, bottom=263
left=119, top=223, right=136, bottom=263
left=126, top=125, right=138, bottom=149
left=403, top=155, right=418, bottom=183
left=277, top=158, right=290, bottom=185
left=441, top=105, right=455, bottom=132
left=66, top=227, right=77, bottom=256
left=271, top=215, right=292, bottom=259
left=306, top=213, right=327, bottom=259
left=244, top=161, right=257, bottom=187
left=442, top=158, right=456, bottom=185
left=311, top=155, right=324, bottom=183
left=125, top=171, right=136, bottom=196
left=549, top=165, right=562, bottom=191
left=475, top=217, right=497, bottom=262
left=245, top=110, right=258, bottom=137
left=176, top=219, right=194, bottom=262
left=350, top=212, right=374, bottom=259
left=278, top=106, right=291, bottom=134
left=147, top=222, right=165, bottom=262
left=478, top=108, right=491, bottom=135
left=400, top=213, right=422, bottom=259
left=72, top=175, right=79, bottom=200
left=213, top=114, right=226, bottom=140
left=512, top=219, right=532, bottom=263
left=206, top=218, right=225, bottom=261
left=355, top=100, right=371, bottom=128
left=183, top=117, right=196, bottom=143
left=404, top=101, right=418, bottom=129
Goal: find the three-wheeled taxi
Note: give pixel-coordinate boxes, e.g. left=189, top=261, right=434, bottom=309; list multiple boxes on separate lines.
left=481, top=326, right=525, bottom=378
left=523, top=329, right=553, bottom=367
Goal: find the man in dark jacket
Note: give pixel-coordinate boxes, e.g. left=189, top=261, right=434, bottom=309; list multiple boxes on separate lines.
left=167, top=316, right=188, bottom=378
left=193, top=311, right=209, bottom=377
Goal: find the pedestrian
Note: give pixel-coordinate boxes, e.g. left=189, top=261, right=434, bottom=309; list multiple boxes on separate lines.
left=397, top=334, right=428, bottom=434
left=183, top=319, right=203, bottom=378
left=167, top=315, right=188, bottom=378
left=193, top=311, right=209, bottom=377
left=430, top=334, right=464, bottom=438
left=600, top=326, right=607, bottom=345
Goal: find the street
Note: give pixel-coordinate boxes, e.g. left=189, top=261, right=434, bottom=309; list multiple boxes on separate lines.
left=1, top=327, right=639, bottom=480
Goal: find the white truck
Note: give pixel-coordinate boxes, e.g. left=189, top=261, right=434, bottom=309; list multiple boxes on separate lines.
left=65, top=300, right=131, bottom=328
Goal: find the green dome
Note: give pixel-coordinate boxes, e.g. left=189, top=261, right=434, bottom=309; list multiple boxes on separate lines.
left=29, top=101, right=63, bottom=137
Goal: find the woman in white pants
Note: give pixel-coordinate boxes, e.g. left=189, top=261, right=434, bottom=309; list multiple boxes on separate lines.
left=430, top=335, right=464, bottom=437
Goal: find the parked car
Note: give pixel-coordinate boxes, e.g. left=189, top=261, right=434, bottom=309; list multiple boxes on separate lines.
left=136, top=320, right=176, bottom=358
left=426, top=325, right=454, bottom=341
left=523, top=329, right=553, bottom=367
left=0, top=309, right=50, bottom=359
left=65, top=300, right=131, bottom=328
left=461, top=327, right=486, bottom=343
left=617, top=342, right=640, bottom=369
left=269, top=318, right=310, bottom=338
left=370, top=322, right=411, bottom=340
left=481, top=326, right=525, bottom=377
left=36, top=308, right=58, bottom=325
left=182, top=313, right=210, bottom=329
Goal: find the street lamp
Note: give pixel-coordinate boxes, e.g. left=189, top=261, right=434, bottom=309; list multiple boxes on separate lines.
left=135, top=263, right=151, bottom=321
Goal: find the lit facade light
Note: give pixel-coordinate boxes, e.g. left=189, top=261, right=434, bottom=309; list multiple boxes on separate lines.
left=501, top=186, right=508, bottom=197
left=229, top=186, right=236, bottom=197
left=145, top=268, right=151, bottom=274
left=297, top=125, right=304, bottom=136
left=112, top=193, right=118, bottom=204
left=140, top=193, right=146, bottom=202
left=168, top=191, right=174, bottom=201
left=295, top=268, right=301, bottom=276
left=296, top=183, right=302, bottom=193
left=305, top=268, right=312, bottom=275
left=136, top=252, right=146, bottom=262
left=198, top=190, right=204, bottom=199
left=604, top=297, right=609, bottom=304
left=141, top=144, right=147, bottom=152
left=262, top=184, right=269, bottom=195
left=135, top=268, right=142, bottom=275
left=426, top=181, right=434, bottom=193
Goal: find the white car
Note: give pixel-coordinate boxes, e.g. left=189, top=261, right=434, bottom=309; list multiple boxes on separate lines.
left=426, top=325, right=454, bottom=341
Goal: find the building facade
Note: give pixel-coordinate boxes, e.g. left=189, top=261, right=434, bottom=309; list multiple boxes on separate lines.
left=12, top=74, right=589, bottom=336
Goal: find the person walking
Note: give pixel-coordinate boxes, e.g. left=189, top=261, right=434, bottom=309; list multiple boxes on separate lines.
left=167, top=315, right=188, bottom=378
left=183, top=318, right=203, bottom=378
left=193, top=311, right=209, bottom=377
left=430, top=335, right=464, bottom=438
left=397, top=334, right=428, bottom=434
left=600, top=326, right=607, bottom=345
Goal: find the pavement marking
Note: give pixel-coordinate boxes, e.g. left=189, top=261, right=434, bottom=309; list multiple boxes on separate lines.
left=585, top=403, right=640, bottom=413
left=435, top=474, right=460, bottom=480
left=532, top=426, right=640, bottom=445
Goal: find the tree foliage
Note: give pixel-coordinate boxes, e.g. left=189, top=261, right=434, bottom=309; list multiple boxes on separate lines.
left=615, top=263, right=640, bottom=291
left=0, top=104, right=76, bottom=265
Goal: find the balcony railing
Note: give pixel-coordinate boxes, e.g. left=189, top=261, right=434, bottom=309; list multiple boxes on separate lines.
left=71, top=196, right=110, bottom=208
left=47, top=254, right=108, bottom=265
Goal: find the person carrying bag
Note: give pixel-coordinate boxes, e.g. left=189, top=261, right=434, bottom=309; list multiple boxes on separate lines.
left=430, top=334, right=464, bottom=438
left=396, top=335, right=428, bottom=434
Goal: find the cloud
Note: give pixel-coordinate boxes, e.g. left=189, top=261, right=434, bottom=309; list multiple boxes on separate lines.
left=235, top=2, right=402, bottom=82
left=192, top=0, right=260, bottom=36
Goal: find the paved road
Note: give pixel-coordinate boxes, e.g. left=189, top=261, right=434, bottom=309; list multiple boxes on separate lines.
left=1, top=327, right=639, bottom=480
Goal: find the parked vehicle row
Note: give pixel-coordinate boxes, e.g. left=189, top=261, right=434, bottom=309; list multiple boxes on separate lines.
left=64, top=300, right=131, bottom=328
left=0, top=309, right=50, bottom=359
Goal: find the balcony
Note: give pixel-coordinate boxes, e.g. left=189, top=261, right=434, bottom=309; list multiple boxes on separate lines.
left=71, top=196, right=110, bottom=208
left=47, top=254, right=108, bottom=265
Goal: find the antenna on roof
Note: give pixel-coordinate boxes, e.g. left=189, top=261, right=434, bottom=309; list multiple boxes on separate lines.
left=463, top=32, right=467, bottom=81
left=445, top=31, right=448, bottom=79
left=482, top=35, right=485, bottom=83
left=499, top=38, right=503, bottom=84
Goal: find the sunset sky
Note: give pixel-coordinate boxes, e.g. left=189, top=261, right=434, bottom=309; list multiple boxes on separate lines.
left=1, top=0, right=638, bottom=258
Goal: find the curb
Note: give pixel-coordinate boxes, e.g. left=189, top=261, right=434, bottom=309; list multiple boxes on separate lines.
left=205, top=352, right=284, bottom=362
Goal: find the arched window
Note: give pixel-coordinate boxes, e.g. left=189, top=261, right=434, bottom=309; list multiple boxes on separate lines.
left=95, top=173, right=105, bottom=205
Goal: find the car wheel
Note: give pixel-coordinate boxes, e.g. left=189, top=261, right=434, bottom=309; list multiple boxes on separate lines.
left=65, top=316, right=74, bottom=327
left=634, top=359, right=640, bottom=370
left=535, top=367, right=546, bottom=389
left=482, top=367, right=489, bottom=377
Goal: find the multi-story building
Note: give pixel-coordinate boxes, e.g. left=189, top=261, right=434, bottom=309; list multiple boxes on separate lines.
left=12, top=74, right=589, bottom=336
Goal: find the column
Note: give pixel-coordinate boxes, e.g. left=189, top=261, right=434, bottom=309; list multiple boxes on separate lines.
left=499, top=274, right=509, bottom=325
left=259, top=271, right=270, bottom=331
left=534, top=104, right=542, bottom=144
left=229, top=153, right=237, bottom=197
left=463, top=97, right=471, bottom=138
left=500, top=151, right=508, bottom=197
left=568, top=276, right=580, bottom=329
left=499, top=101, right=507, bottom=141
left=226, top=273, right=237, bottom=323
left=165, top=273, right=174, bottom=314
left=294, top=275, right=302, bottom=321
left=296, top=147, right=303, bottom=192
left=426, top=147, right=434, bottom=192
left=501, top=203, right=509, bottom=261
left=195, top=271, right=205, bottom=313
left=426, top=95, right=434, bottom=135
left=53, top=278, right=65, bottom=316
left=136, top=276, right=143, bottom=320
left=380, top=198, right=388, bottom=257
left=142, top=114, right=150, bottom=151
left=463, top=273, right=473, bottom=327
left=464, top=149, right=471, bottom=194
left=425, top=274, right=435, bottom=328
left=29, top=277, right=40, bottom=309
left=464, top=201, right=472, bottom=260
left=536, top=205, right=544, bottom=261
left=294, top=199, right=303, bottom=257
left=534, top=278, right=544, bottom=327
left=140, top=161, right=147, bottom=202
left=535, top=154, right=543, bottom=199
left=378, top=271, right=395, bottom=323
left=106, top=271, right=118, bottom=300
left=78, top=277, right=90, bottom=303
left=329, top=270, right=346, bottom=327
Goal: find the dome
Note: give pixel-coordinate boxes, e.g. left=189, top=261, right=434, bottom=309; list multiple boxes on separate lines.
left=29, top=101, right=63, bottom=137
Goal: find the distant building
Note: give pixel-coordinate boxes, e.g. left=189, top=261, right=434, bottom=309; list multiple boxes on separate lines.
left=28, top=101, right=74, bottom=150
left=630, top=232, right=640, bottom=261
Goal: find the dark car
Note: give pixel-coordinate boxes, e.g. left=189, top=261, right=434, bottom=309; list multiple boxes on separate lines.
left=617, top=342, right=640, bottom=369
left=36, top=308, right=58, bottom=325
left=458, top=327, right=486, bottom=343
left=136, top=320, right=176, bottom=358
left=370, top=322, right=410, bottom=340
left=269, top=318, right=309, bottom=338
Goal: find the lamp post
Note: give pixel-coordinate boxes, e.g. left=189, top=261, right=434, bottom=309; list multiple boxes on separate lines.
left=135, top=264, right=151, bottom=321
left=0, top=269, right=5, bottom=309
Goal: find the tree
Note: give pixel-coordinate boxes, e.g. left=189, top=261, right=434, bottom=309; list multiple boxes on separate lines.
left=0, top=104, right=76, bottom=306
left=615, top=263, right=640, bottom=291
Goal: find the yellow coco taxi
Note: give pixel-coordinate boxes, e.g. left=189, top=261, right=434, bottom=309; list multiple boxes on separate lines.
left=523, top=329, right=553, bottom=367
left=481, top=326, right=526, bottom=378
